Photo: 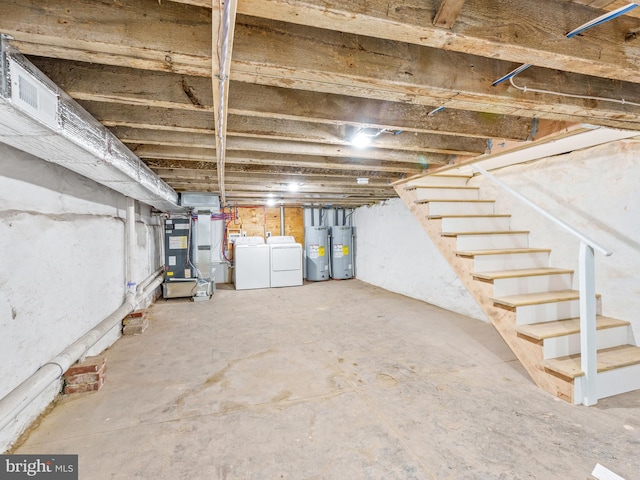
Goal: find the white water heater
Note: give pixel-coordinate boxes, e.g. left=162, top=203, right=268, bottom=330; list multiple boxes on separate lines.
left=330, top=226, right=353, bottom=280
left=304, top=226, right=329, bottom=281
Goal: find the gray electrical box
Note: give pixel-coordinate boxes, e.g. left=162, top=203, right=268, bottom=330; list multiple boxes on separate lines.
left=164, top=217, right=193, bottom=280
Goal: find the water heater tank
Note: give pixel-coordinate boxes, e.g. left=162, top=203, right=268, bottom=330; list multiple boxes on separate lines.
left=305, top=226, right=329, bottom=281
left=330, top=226, right=354, bottom=280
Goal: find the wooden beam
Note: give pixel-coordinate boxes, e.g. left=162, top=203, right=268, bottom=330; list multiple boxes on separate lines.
left=110, top=123, right=486, bottom=156
left=4, top=1, right=640, bottom=127
left=168, top=180, right=393, bottom=195
left=229, top=82, right=538, bottom=141
left=145, top=159, right=407, bottom=179
left=170, top=187, right=395, bottom=200
left=153, top=168, right=393, bottom=186
left=230, top=16, right=640, bottom=129
left=130, top=141, right=451, bottom=165
left=433, top=0, right=466, bottom=28
left=236, top=0, right=640, bottom=83
left=140, top=150, right=426, bottom=174
left=30, top=57, right=214, bottom=111
left=3, top=0, right=212, bottom=76
left=132, top=145, right=442, bottom=173
left=32, top=59, right=536, bottom=141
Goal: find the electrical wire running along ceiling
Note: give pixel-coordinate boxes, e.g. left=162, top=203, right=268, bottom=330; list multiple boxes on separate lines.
left=1, top=0, right=640, bottom=207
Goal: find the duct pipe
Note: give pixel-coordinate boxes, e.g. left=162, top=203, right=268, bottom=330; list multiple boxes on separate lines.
left=280, top=205, right=285, bottom=235
left=0, top=268, right=165, bottom=435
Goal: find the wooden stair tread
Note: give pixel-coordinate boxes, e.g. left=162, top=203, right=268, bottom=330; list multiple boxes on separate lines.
left=442, top=230, right=529, bottom=237
left=516, top=316, right=629, bottom=340
left=407, top=185, right=479, bottom=191
left=456, top=248, right=550, bottom=257
left=473, top=267, right=574, bottom=281
left=492, top=289, right=600, bottom=308
left=429, top=214, right=511, bottom=219
left=431, top=173, right=473, bottom=177
left=415, top=199, right=494, bottom=204
left=543, top=345, right=640, bottom=379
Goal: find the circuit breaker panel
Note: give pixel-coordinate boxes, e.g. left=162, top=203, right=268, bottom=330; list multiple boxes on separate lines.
left=164, top=217, right=193, bottom=280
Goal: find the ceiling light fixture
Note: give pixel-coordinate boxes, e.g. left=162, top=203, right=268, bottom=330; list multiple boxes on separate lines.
left=351, top=132, right=372, bottom=148
left=287, top=182, right=300, bottom=192
left=266, top=198, right=277, bottom=207
left=350, top=127, right=397, bottom=148
left=356, top=177, right=369, bottom=185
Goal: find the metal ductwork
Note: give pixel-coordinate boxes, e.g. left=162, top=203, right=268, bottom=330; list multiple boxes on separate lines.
left=0, top=34, right=183, bottom=213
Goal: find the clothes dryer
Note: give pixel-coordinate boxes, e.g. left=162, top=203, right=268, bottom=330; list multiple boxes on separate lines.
left=267, top=236, right=303, bottom=287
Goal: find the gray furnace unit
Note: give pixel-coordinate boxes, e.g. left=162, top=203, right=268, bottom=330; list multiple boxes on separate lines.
left=304, top=226, right=329, bottom=281
left=330, top=226, right=354, bottom=280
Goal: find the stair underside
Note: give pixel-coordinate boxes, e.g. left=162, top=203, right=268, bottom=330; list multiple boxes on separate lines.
left=473, top=267, right=574, bottom=281
left=544, top=345, right=640, bottom=379
left=516, top=316, right=629, bottom=341
left=492, top=289, right=601, bottom=309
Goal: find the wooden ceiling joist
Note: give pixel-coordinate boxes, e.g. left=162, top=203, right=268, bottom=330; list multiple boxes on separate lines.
left=433, top=0, right=466, bottom=28
left=3, top=0, right=640, bottom=206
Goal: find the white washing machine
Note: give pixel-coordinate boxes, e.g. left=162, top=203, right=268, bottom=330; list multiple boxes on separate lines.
left=234, top=236, right=271, bottom=290
left=267, top=236, right=303, bottom=288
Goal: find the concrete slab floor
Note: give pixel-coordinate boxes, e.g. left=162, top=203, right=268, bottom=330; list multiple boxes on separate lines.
left=13, top=280, right=640, bottom=479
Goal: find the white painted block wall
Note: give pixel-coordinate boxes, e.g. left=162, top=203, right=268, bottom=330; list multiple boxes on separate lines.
left=0, top=142, right=162, bottom=451
left=468, top=139, right=640, bottom=342
left=353, top=198, right=487, bottom=321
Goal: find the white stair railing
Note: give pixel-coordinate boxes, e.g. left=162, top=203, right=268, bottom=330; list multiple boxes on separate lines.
left=472, top=164, right=612, bottom=406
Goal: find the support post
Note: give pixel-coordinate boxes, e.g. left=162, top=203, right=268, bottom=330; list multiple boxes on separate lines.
left=579, top=242, right=597, bottom=406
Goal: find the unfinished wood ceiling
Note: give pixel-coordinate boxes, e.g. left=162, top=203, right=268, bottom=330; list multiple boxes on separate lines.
left=1, top=0, right=639, bottom=206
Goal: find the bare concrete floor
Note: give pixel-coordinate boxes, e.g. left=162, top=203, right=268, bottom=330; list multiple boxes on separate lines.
left=15, top=280, right=640, bottom=479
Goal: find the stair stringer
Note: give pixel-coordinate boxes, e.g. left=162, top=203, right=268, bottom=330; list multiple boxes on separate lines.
left=395, top=186, right=575, bottom=401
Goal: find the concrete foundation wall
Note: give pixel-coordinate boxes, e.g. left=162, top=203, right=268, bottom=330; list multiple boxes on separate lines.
left=0, top=142, right=162, bottom=451
left=353, top=198, right=487, bottom=321
left=468, top=139, right=640, bottom=341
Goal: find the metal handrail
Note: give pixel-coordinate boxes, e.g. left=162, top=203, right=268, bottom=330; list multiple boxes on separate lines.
left=472, top=165, right=612, bottom=256
left=472, top=163, right=612, bottom=406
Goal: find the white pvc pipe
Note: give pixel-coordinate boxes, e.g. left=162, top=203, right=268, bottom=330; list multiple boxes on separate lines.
left=0, top=269, right=165, bottom=433
left=137, top=266, right=164, bottom=294
left=0, top=293, right=135, bottom=432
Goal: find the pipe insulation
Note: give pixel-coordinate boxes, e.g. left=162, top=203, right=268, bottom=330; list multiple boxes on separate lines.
left=0, top=35, right=181, bottom=213
left=0, top=269, right=164, bottom=434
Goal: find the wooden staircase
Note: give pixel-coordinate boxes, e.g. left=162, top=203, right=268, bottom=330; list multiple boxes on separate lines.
left=395, top=172, right=640, bottom=404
